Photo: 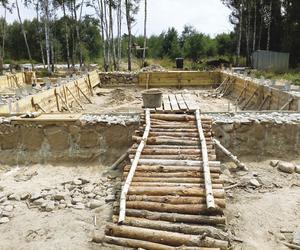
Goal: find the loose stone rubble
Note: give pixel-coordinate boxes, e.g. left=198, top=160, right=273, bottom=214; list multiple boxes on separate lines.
left=0, top=176, right=118, bottom=224
left=80, top=113, right=139, bottom=126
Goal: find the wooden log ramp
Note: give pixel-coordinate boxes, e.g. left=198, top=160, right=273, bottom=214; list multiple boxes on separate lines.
left=98, top=110, right=229, bottom=250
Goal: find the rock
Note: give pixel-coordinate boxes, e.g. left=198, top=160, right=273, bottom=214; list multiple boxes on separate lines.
left=79, top=178, right=89, bottom=184
left=293, top=228, right=300, bottom=245
left=277, top=161, right=295, bottom=174
left=295, top=165, right=300, bottom=174
left=53, top=192, right=68, bottom=201
left=83, top=184, right=94, bottom=194
left=87, top=193, right=96, bottom=199
left=73, top=203, right=85, bottom=210
left=270, top=160, right=279, bottom=168
left=20, top=192, right=30, bottom=200
left=0, top=217, right=10, bottom=224
left=30, top=192, right=42, bottom=201
left=72, top=196, right=83, bottom=204
left=0, top=196, right=7, bottom=203
left=45, top=201, right=55, bottom=212
left=1, top=211, right=13, bottom=218
left=32, top=198, right=45, bottom=206
left=249, top=178, right=261, bottom=188
left=58, top=204, right=67, bottom=209
left=4, top=205, right=14, bottom=212
left=73, top=179, right=82, bottom=185
left=8, top=193, right=20, bottom=201
left=105, top=195, right=115, bottom=203
left=89, top=200, right=105, bottom=209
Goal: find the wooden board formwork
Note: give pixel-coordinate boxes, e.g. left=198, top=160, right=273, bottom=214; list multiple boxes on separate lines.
left=139, top=71, right=219, bottom=87
left=0, top=70, right=99, bottom=114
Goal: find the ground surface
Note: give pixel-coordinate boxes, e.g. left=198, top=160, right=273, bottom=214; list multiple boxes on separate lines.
left=224, top=159, right=300, bottom=250
left=0, top=159, right=299, bottom=250
left=79, top=87, right=239, bottom=113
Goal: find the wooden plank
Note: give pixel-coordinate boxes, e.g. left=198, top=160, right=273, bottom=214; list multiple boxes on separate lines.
left=162, top=95, right=171, bottom=111
left=182, top=94, right=199, bottom=111
left=168, top=94, right=180, bottom=111
left=175, top=94, right=188, bottom=110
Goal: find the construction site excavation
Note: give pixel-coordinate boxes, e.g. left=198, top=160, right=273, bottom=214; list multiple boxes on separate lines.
left=0, top=68, right=299, bottom=250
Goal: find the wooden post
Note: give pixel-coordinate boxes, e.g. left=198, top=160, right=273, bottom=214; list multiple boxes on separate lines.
left=195, top=109, right=215, bottom=210
left=87, top=74, right=94, bottom=96
left=54, top=88, right=60, bottom=111
left=242, top=86, right=259, bottom=110
left=75, top=81, right=92, bottom=103
left=65, top=86, right=84, bottom=110
left=280, top=97, right=294, bottom=111
left=213, top=138, right=247, bottom=171
left=258, top=94, right=270, bottom=111
left=146, top=73, right=150, bottom=89
left=56, top=91, right=72, bottom=113
left=119, top=109, right=151, bottom=224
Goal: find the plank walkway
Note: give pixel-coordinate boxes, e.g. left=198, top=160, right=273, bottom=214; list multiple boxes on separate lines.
left=103, top=111, right=228, bottom=250
left=157, top=93, right=200, bottom=112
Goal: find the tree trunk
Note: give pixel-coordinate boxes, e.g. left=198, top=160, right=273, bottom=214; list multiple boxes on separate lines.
left=16, top=0, right=34, bottom=69
left=35, top=2, right=46, bottom=68
left=109, top=0, right=117, bottom=70
left=252, top=1, right=257, bottom=51
left=116, top=0, right=122, bottom=70
left=62, top=0, right=71, bottom=69
left=73, top=0, right=84, bottom=67
left=43, top=0, right=51, bottom=74
left=142, top=0, right=147, bottom=67
left=125, top=0, right=132, bottom=71
left=266, top=0, right=272, bottom=51
left=236, top=0, right=243, bottom=66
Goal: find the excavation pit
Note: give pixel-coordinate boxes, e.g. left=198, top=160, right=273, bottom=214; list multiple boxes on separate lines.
left=0, top=70, right=300, bottom=250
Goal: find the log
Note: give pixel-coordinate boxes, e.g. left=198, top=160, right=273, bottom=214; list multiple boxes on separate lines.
left=195, top=109, right=215, bottom=210
left=114, top=217, right=229, bottom=240
left=123, top=165, right=221, bottom=173
left=123, top=209, right=226, bottom=225
left=136, top=131, right=208, bottom=138
left=132, top=144, right=211, bottom=150
left=111, top=152, right=129, bottom=170
left=134, top=159, right=220, bottom=167
left=126, top=195, right=226, bottom=208
left=123, top=171, right=220, bottom=178
left=102, top=235, right=220, bottom=250
left=130, top=148, right=205, bottom=155
left=213, top=139, right=247, bottom=171
left=129, top=177, right=223, bottom=184
left=129, top=154, right=216, bottom=161
left=119, top=109, right=151, bottom=224
left=129, top=182, right=223, bottom=189
left=105, top=224, right=228, bottom=249
left=130, top=177, right=223, bottom=184
left=124, top=201, right=223, bottom=215
left=145, top=114, right=195, bottom=121
left=128, top=186, right=225, bottom=198
left=133, top=136, right=202, bottom=146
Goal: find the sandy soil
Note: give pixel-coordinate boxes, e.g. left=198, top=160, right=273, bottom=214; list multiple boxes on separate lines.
left=224, top=159, right=300, bottom=250
left=0, top=164, right=125, bottom=250
left=0, top=159, right=299, bottom=250
left=79, top=87, right=239, bottom=114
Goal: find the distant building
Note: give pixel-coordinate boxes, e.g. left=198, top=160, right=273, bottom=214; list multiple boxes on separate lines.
left=252, top=50, right=289, bottom=71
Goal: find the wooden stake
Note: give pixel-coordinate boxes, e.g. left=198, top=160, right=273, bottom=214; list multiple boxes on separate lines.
left=118, top=109, right=151, bottom=224
left=280, top=97, right=294, bottom=111
left=242, top=86, right=259, bottom=110
left=54, top=89, right=60, bottom=111
left=56, top=91, right=72, bottom=113
left=213, top=138, right=247, bottom=171
left=195, top=109, right=215, bottom=210
left=258, top=94, right=270, bottom=111
left=75, top=81, right=92, bottom=103
left=65, top=86, right=84, bottom=110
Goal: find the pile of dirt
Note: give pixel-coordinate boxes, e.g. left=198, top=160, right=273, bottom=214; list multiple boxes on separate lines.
left=109, top=88, right=136, bottom=105
left=140, top=64, right=166, bottom=72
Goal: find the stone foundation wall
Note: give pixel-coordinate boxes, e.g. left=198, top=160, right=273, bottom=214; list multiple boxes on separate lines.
left=99, top=72, right=139, bottom=86
left=0, top=114, right=139, bottom=166
left=211, top=112, right=300, bottom=160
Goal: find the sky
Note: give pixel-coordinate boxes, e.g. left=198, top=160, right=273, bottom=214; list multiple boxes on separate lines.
left=0, top=0, right=233, bottom=37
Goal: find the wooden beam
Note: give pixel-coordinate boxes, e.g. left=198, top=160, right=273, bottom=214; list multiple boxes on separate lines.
left=65, top=86, right=84, bottom=110
left=280, top=97, right=294, bottom=111
left=118, top=109, right=151, bottom=224
left=75, top=81, right=92, bottom=103
left=195, top=109, right=215, bottom=210
left=242, top=86, right=259, bottom=110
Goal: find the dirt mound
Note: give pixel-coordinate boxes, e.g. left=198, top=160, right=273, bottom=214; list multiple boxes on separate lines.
left=109, top=88, right=135, bottom=105
left=140, top=64, right=166, bottom=72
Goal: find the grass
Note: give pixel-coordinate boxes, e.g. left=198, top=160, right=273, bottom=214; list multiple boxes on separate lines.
left=254, top=69, right=300, bottom=86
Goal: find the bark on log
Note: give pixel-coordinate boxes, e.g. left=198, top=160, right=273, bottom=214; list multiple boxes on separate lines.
left=195, top=109, right=215, bottom=210
left=128, top=186, right=225, bottom=198
left=119, top=109, right=151, bottom=224
left=133, top=136, right=214, bottom=146
left=129, top=148, right=213, bottom=155
left=129, top=177, right=223, bottom=184
left=123, top=165, right=220, bottom=173
left=105, top=224, right=228, bottom=249
left=123, top=171, right=220, bottom=178
left=113, top=217, right=229, bottom=240
left=124, top=201, right=223, bottom=215
left=102, top=235, right=220, bottom=250
left=129, top=154, right=216, bottom=161
left=129, top=182, right=223, bottom=189
left=123, top=209, right=226, bottom=225
left=134, top=159, right=220, bottom=167
left=126, top=195, right=226, bottom=208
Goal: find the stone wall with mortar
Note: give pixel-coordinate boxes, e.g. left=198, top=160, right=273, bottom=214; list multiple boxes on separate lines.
left=210, top=112, right=300, bottom=160
left=0, top=114, right=139, bottom=166
left=99, top=72, right=139, bottom=86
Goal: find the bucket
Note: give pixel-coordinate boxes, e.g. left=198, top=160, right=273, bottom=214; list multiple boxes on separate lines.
left=142, top=89, right=162, bottom=108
